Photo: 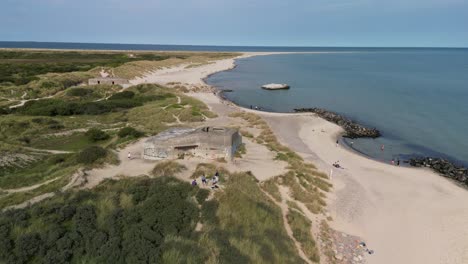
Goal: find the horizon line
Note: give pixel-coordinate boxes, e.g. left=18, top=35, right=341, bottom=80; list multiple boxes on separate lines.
left=0, top=40, right=467, bottom=49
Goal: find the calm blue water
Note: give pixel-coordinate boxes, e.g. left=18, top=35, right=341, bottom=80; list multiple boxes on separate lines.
left=207, top=51, right=468, bottom=166
left=0, top=41, right=464, bottom=52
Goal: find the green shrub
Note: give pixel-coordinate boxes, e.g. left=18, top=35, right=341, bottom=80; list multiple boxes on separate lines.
left=195, top=189, right=210, bottom=204
left=117, top=127, right=144, bottom=138
left=85, top=128, right=110, bottom=142
left=49, top=155, right=67, bottom=164
left=108, top=91, right=134, bottom=100
left=76, top=146, right=107, bottom=164
left=151, top=161, right=186, bottom=177
left=66, top=87, right=94, bottom=97
left=16, top=99, right=142, bottom=116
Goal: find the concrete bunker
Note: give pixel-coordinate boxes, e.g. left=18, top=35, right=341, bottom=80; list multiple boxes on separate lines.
left=143, top=127, right=242, bottom=161
left=88, top=77, right=129, bottom=86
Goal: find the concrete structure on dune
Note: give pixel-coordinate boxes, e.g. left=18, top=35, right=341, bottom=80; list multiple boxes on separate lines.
left=143, top=127, right=242, bottom=161
left=88, top=77, right=129, bottom=85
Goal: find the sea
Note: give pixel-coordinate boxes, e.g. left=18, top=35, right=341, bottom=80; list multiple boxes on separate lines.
left=2, top=41, right=467, bottom=166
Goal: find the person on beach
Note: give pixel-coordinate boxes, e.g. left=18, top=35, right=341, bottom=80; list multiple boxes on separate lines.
left=127, top=152, right=131, bottom=160
left=391, top=159, right=395, bottom=165
left=397, top=159, right=400, bottom=166
left=336, top=139, right=339, bottom=147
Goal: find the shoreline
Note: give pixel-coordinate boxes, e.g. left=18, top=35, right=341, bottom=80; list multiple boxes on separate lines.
left=133, top=51, right=468, bottom=264
left=206, top=54, right=468, bottom=170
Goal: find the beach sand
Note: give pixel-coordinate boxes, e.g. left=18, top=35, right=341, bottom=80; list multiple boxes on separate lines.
left=130, top=52, right=468, bottom=264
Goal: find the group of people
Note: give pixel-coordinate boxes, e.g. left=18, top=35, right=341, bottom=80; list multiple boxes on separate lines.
left=333, top=160, right=343, bottom=169
left=391, top=158, right=401, bottom=166
left=192, top=171, right=220, bottom=190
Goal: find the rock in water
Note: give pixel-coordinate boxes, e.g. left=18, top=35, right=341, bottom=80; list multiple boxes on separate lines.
left=294, top=107, right=381, bottom=138
left=261, top=83, right=290, bottom=90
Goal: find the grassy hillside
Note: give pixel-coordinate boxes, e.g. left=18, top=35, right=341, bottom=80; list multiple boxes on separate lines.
left=0, top=173, right=304, bottom=263
left=0, top=83, right=216, bottom=207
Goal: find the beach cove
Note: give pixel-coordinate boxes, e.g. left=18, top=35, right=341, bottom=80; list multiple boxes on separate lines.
left=131, top=52, right=468, bottom=264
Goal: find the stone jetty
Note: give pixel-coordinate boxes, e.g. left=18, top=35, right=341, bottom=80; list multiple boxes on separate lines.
left=294, top=107, right=381, bottom=138
left=409, top=157, right=468, bottom=185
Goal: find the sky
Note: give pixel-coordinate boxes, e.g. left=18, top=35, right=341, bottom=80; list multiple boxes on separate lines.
left=0, top=0, right=467, bottom=47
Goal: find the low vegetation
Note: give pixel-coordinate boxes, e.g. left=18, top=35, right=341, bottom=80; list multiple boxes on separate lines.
left=235, top=143, right=246, bottom=158
left=0, top=172, right=306, bottom=263
left=0, top=81, right=218, bottom=208
left=117, top=127, right=144, bottom=139
left=287, top=210, right=320, bottom=262
left=0, top=50, right=237, bottom=99
left=76, top=146, right=107, bottom=165
left=85, top=128, right=110, bottom=142
left=151, top=161, right=186, bottom=177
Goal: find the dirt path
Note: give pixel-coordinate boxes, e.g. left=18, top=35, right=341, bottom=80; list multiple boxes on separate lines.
left=261, top=186, right=313, bottom=264
left=3, top=193, right=55, bottom=211
left=23, top=147, right=75, bottom=154
left=9, top=94, right=55, bottom=109
left=2, top=178, right=59, bottom=194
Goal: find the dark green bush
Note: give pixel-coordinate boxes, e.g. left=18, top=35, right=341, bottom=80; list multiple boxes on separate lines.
left=66, top=87, right=94, bottom=97
left=195, top=189, right=210, bottom=204
left=0, top=108, right=10, bottom=115
left=0, top=176, right=202, bottom=263
left=85, top=128, right=110, bottom=142
left=49, top=155, right=66, bottom=165
left=76, top=146, right=107, bottom=164
left=108, top=91, right=134, bottom=100
left=16, top=99, right=142, bottom=116
left=118, top=127, right=144, bottom=138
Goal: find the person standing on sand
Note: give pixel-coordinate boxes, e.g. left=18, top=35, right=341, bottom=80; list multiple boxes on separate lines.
left=336, top=139, right=339, bottom=147
left=128, top=152, right=131, bottom=160
left=391, top=159, right=395, bottom=165
left=397, top=159, right=400, bottom=166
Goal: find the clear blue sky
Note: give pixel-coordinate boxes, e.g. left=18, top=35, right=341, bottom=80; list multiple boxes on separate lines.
left=1, top=0, right=467, bottom=47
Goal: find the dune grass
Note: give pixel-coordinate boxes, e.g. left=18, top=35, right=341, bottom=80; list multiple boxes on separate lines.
left=151, top=161, right=187, bottom=177
left=287, top=210, right=320, bottom=263
left=201, top=172, right=305, bottom=263
left=0, top=154, right=77, bottom=189
left=229, top=111, right=331, bottom=214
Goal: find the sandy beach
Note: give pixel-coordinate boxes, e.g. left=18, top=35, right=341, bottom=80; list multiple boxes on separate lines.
left=132, top=52, right=468, bottom=264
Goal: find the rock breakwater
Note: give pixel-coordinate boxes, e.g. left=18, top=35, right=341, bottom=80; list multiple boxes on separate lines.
left=409, top=157, right=468, bottom=185
left=294, top=107, right=381, bottom=138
